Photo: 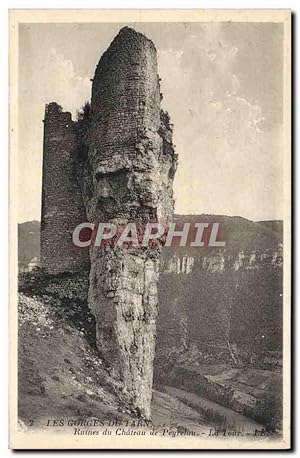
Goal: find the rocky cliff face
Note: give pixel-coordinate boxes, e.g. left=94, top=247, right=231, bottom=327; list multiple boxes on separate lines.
left=157, top=256, right=282, bottom=377
left=161, top=246, right=283, bottom=274
left=81, top=27, right=177, bottom=418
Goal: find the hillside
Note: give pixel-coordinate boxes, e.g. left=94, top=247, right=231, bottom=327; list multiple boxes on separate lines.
left=18, top=275, right=220, bottom=433
left=18, top=215, right=282, bottom=268
left=18, top=215, right=283, bottom=433
left=19, top=271, right=272, bottom=436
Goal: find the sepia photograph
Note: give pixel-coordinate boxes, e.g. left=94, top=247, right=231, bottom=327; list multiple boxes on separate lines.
left=9, top=9, right=291, bottom=449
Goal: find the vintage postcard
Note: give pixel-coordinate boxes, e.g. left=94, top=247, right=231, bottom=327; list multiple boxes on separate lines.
left=9, top=9, right=291, bottom=449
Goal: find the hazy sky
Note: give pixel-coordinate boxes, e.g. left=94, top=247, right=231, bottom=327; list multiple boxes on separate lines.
left=19, top=22, right=284, bottom=222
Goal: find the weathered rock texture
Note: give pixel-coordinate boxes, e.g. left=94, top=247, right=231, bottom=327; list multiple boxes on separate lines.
left=82, top=27, right=177, bottom=418
left=40, top=27, right=177, bottom=418
left=41, top=102, right=90, bottom=274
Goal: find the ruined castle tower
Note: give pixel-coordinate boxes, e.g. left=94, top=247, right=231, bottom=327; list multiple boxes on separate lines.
left=41, top=102, right=90, bottom=274
left=82, top=27, right=177, bottom=418
left=40, top=27, right=177, bottom=418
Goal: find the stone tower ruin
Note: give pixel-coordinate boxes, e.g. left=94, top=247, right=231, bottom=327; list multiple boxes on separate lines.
left=41, top=102, right=90, bottom=274
left=40, top=27, right=177, bottom=418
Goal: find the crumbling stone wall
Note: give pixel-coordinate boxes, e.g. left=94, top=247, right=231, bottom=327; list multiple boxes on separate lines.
left=41, top=103, right=90, bottom=274
left=82, top=27, right=177, bottom=418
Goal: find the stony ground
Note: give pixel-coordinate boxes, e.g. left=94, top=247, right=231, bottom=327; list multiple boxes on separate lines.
left=18, top=292, right=132, bottom=427
left=18, top=290, right=216, bottom=434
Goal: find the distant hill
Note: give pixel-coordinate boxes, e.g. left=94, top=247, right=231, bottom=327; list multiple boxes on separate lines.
left=257, top=220, right=283, bottom=235
left=168, top=214, right=282, bottom=256
left=18, top=216, right=283, bottom=268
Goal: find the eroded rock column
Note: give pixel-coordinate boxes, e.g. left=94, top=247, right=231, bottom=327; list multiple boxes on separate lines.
left=82, top=27, right=177, bottom=418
